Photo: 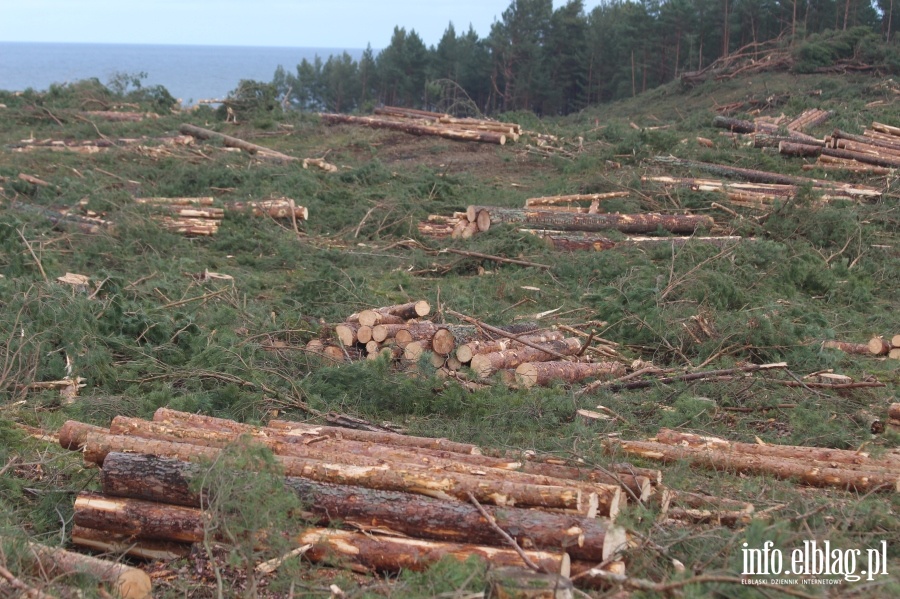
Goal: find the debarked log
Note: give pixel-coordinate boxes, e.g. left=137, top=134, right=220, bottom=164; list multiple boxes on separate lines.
left=515, top=361, right=626, bottom=388
left=153, top=407, right=480, bottom=455
left=81, top=433, right=613, bottom=516
left=469, top=206, right=713, bottom=235
left=608, top=439, right=900, bottom=492
left=319, top=113, right=507, bottom=145
left=12, top=538, right=152, bottom=599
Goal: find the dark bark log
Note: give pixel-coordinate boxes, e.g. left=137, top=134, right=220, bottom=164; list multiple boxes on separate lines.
left=832, top=129, right=900, bottom=152
left=74, top=492, right=204, bottom=542
left=469, top=206, right=713, bottom=235
left=781, top=142, right=900, bottom=168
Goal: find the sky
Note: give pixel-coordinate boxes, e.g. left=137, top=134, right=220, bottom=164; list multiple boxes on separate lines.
left=0, top=0, right=606, bottom=49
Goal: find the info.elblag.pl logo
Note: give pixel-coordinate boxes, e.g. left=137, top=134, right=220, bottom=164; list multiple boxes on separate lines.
left=742, top=540, right=889, bottom=584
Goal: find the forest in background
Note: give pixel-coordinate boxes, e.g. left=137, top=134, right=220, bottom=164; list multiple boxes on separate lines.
left=266, top=0, right=900, bottom=117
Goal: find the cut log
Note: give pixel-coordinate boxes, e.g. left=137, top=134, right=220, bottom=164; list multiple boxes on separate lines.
left=82, top=433, right=608, bottom=515
left=135, top=197, right=215, bottom=206
left=179, top=123, right=297, bottom=161
left=393, top=321, right=442, bottom=347
left=890, top=348, right=900, bottom=360
left=516, top=361, right=626, bottom=388
left=609, top=439, right=900, bottom=492
left=83, top=111, right=155, bottom=122
left=469, top=206, right=713, bottom=235
left=457, top=331, right=564, bottom=364
left=371, top=323, right=409, bottom=343
left=98, top=452, right=625, bottom=562
left=778, top=141, right=824, bottom=157
left=374, top=106, right=448, bottom=120
left=356, top=325, right=373, bottom=344
left=16, top=539, right=151, bottom=599
left=654, top=428, right=900, bottom=468
left=431, top=327, right=457, bottom=356
left=357, top=310, right=406, bottom=327
left=889, top=404, right=900, bottom=421
left=470, top=338, right=584, bottom=378
left=58, top=421, right=109, bottom=450
left=153, top=407, right=481, bottom=455
left=320, top=113, right=506, bottom=145
left=70, top=525, right=191, bottom=560
left=831, top=129, right=900, bottom=152
left=822, top=340, right=873, bottom=355
left=657, top=488, right=754, bottom=526
left=403, top=340, right=429, bottom=361
left=523, top=192, right=630, bottom=208
left=872, top=121, right=900, bottom=137
left=74, top=492, right=204, bottom=542
left=106, top=417, right=623, bottom=512
left=868, top=337, right=892, bottom=355
left=334, top=322, right=360, bottom=346
left=486, top=567, right=574, bottom=598
left=781, top=142, right=900, bottom=168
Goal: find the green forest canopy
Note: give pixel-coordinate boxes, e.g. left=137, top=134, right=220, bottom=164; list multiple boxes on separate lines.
left=268, top=0, right=899, bottom=116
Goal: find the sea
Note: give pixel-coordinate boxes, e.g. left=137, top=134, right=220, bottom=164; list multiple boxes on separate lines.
left=0, top=42, right=364, bottom=105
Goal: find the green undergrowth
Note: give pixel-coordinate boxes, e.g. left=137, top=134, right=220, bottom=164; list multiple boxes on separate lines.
left=1, top=71, right=899, bottom=597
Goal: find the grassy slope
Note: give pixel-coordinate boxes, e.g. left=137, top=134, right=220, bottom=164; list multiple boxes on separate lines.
left=0, top=72, right=898, bottom=597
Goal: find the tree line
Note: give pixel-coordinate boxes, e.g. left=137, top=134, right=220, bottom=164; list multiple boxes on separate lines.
left=269, top=0, right=898, bottom=116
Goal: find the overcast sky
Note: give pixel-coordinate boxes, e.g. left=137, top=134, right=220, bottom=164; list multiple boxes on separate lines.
left=0, top=0, right=606, bottom=49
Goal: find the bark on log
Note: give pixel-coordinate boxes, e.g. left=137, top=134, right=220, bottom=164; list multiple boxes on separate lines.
left=153, top=407, right=481, bottom=455
left=654, top=428, right=900, bottom=469
left=83, top=433, right=608, bottom=515
left=17, top=540, right=151, bottom=599
left=833, top=139, right=900, bottom=158
left=320, top=113, right=506, bottom=145
left=515, top=361, right=626, bottom=388
left=822, top=340, right=873, bottom=355
left=713, top=116, right=821, bottom=143
left=778, top=141, right=824, bottom=157
left=135, top=197, right=215, bottom=206
left=893, top=335, right=900, bottom=348
left=98, top=453, right=625, bottom=562
left=470, top=338, right=584, bottom=378
left=70, top=525, right=191, bottom=561
left=58, top=421, right=108, bottom=450
left=374, top=106, right=448, bottom=120
left=74, top=492, right=204, bottom=542
left=179, top=124, right=297, bottom=161
left=831, top=129, right=900, bottom=152
left=393, top=321, right=442, bottom=347
left=781, top=142, right=900, bottom=168
left=872, top=121, right=900, bottom=137
left=371, top=323, right=409, bottom=343
left=609, top=439, right=900, bottom=492
left=469, top=206, right=713, bottom=235
left=356, top=325, right=373, bottom=344
left=357, top=310, right=405, bottom=327
left=457, top=331, right=564, bottom=364
left=486, top=567, right=574, bottom=598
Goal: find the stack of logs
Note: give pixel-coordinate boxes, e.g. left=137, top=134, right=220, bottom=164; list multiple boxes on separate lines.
left=824, top=335, right=900, bottom=360
left=134, top=197, right=308, bottom=236
left=320, top=106, right=520, bottom=146
left=11, top=135, right=194, bottom=154
left=713, top=109, right=831, bottom=147
left=58, top=408, right=642, bottom=588
left=608, top=428, right=900, bottom=492
left=419, top=192, right=718, bottom=247
left=310, top=302, right=627, bottom=388
left=778, top=121, right=900, bottom=172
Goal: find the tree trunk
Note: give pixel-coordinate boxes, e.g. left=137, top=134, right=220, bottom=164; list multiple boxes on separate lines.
left=70, top=525, right=191, bottom=560
left=609, top=439, right=900, bottom=492
left=334, top=322, right=361, bottom=346
left=82, top=433, right=612, bottom=516
left=469, top=206, right=713, bottom=235
left=515, top=361, right=625, bottom=389
left=470, top=338, right=584, bottom=378
left=179, top=123, right=298, bottom=161
left=153, top=407, right=481, bottom=455
left=14, top=539, right=152, bottom=599
left=320, top=113, right=507, bottom=145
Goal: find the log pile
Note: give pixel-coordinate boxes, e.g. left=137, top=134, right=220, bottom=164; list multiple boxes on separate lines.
left=321, top=107, right=520, bottom=145
left=57, top=409, right=636, bottom=588
left=608, top=428, right=900, bottom=492
left=134, top=197, right=308, bottom=236
left=787, top=122, right=900, bottom=174
left=312, top=303, right=629, bottom=389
